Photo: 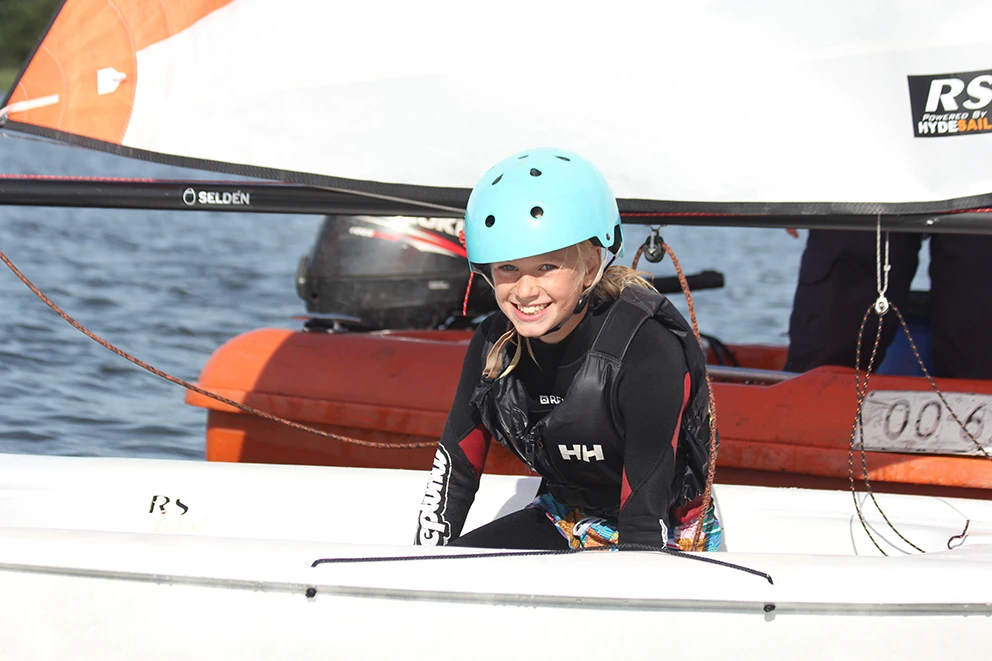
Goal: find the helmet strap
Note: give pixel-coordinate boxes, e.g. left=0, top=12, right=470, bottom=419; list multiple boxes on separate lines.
left=540, top=252, right=617, bottom=338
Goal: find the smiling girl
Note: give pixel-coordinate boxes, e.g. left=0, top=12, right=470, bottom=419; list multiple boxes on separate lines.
left=414, top=148, right=721, bottom=552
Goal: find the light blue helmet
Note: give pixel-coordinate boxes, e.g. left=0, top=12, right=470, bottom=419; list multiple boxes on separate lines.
left=464, top=148, right=624, bottom=267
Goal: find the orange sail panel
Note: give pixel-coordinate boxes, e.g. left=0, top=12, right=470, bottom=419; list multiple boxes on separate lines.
left=6, top=0, right=233, bottom=143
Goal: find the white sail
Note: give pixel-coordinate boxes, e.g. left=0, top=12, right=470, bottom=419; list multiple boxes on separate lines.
left=3, top=0, right=992, bottom=208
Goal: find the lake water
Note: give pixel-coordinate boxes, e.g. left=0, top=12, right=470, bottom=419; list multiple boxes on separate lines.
left=0, top=132, right=929, bottom=460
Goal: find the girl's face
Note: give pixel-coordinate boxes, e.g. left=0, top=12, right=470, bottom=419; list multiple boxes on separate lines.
left=489, top=245, right=600, bottom=343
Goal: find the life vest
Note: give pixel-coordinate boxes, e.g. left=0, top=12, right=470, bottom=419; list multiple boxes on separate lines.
left=470, top=286, right=715, bottom=521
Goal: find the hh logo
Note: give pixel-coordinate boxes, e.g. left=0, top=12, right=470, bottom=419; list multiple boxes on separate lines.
left=558, top=444, right=604, bottom=462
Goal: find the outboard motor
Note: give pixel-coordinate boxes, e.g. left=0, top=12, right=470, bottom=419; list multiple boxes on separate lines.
left=296, top=215, right=495, bottom=330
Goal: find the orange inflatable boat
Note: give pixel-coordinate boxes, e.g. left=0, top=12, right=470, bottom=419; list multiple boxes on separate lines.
left=185, top=327, right=992, bottom=498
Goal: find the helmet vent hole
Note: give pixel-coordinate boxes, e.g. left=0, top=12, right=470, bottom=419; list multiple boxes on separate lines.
left=529, top=168, right=542, bottom=177
left=492, top=174, right=502, bottom=185
left=518, top=154, right=529, bottom=159
left=530, top=206, right=544, bottom=219
left=555, top=155, right=571, bottom=161
left=485, top=215, right=496, bottom=227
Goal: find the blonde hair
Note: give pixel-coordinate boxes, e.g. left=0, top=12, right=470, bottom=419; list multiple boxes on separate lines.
left=482, top=240, right=656, bottom=380
left=575, top=240, right=656, bottom=305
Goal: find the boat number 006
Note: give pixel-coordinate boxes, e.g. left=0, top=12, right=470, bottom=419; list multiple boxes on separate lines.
left=879, top=398, right=985, bottom=442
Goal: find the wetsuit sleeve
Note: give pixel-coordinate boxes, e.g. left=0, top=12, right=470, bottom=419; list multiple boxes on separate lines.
left=414, top=325, right=493, bottom=546
left=615, top=322, right=688, bottom=548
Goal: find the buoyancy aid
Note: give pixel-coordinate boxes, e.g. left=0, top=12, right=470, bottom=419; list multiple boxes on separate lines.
left=470, top=286, right=715, bottom=519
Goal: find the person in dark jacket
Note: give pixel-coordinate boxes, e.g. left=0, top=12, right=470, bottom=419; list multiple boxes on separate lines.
left=414, top=148, right=721, bottom=551
left=785, top=229, right=992, bottom=379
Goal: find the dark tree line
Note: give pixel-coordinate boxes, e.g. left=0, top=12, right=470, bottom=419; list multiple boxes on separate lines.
left=0, top=0, right=62, bottom=69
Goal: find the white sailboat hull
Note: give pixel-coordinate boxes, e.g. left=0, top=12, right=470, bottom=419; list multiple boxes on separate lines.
left=2, top=453, right=992, bottom=659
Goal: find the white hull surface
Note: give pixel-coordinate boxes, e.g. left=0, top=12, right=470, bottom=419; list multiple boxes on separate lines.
left=2, top=453, right=992, bottom=660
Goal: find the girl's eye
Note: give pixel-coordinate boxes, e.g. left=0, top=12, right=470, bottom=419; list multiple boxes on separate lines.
left=539, top=263, right=558, bottom=271
left=496, top=264, right=517, bottom=272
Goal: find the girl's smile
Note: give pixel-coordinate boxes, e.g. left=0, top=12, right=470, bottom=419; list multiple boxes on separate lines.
left=490, top=246, right=599, bottom=343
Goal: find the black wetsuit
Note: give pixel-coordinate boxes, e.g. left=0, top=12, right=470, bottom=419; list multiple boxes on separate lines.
left=785, top=230, right=992, bottom=379
left=414, top=292, right=692, bottom=550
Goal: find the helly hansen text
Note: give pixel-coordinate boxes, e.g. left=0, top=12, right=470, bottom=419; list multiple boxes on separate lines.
left=558, top=444, right=605, bottom=461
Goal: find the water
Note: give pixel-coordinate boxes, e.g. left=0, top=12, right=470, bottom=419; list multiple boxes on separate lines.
left=0, top=133, right=928, bottom=460
left=1, top=134, right=322, bottom=458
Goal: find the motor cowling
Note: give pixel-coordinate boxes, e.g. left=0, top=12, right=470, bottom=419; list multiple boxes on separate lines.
left=296, top=215, right=495, bottom=330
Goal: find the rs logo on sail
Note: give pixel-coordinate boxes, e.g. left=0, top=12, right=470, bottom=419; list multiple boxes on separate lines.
left=418, top=445, right=452, bottom=545
left=908, top=69, right=992, bottom=138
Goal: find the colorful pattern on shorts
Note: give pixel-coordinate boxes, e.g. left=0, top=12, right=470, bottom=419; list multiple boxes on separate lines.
left=528, top=493, right=723, bottom=551
left=526, top=493, right=619, bottom=549
left=669, top=500, right=723, bottom=552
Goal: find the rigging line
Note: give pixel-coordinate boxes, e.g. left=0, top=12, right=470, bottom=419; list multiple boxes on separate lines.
left=630, top=236, right=720, bottom=552
left=661, top=242, right=720, bottom=553
left=851, top=303, right=983, bottom=554
left=947, top=520, right=970, bottom=550
left=847, top=217, right=928, bottom=555
left=0, top=129, right=97, bottom=151
left=849, top=308, right=887, bottom=555
left=312, top=184, right=466, bottom=216
left=850, top=261, right=986, bottom=553
left=887, top=304, right=992, bottom=460
left=850, top=304, right=926, bottom=556
left=849, top=224, right=990, bottom=555
left=873, top=214, right=891, bottom=316
left=312, top=543, right=774, bottom=585
left=0, top=247, right=437, bottom=450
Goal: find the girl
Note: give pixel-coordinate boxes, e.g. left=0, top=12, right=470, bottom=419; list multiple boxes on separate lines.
left=415, top=148, right=720, bottom=551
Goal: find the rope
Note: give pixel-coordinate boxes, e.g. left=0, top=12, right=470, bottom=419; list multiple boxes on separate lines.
left=631, top=239, right=720, bottom=551
left=0, top=247, right=437, bottom=450
left=947, top=520, right=971, bottom=550
left=458, top=229, right=474, bottom=316
left=312, top=542, right=774, bottom=584
left=849, top=304, right=924, bottom=555
left=847, top=219, right=985, bottom=555
left=661, top=243, right=720, bottom=551
left=873, top=215, right=891, bottom=316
